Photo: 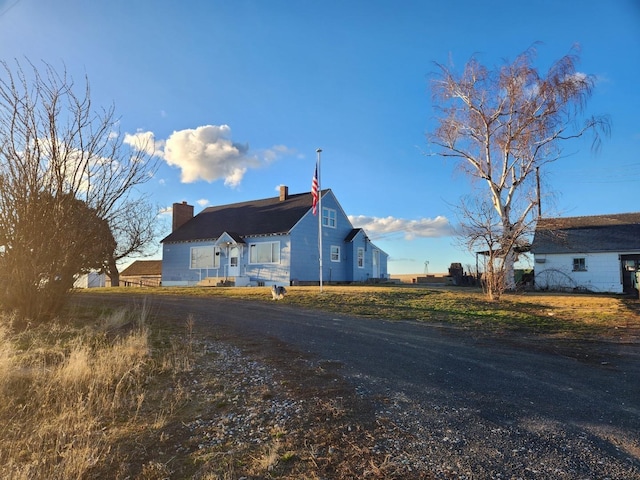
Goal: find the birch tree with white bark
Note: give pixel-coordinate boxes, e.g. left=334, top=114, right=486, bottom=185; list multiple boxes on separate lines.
left=428, top=46, right=609, bottom=300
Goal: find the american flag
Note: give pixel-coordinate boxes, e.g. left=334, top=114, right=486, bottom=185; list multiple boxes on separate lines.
left=311, top=163, right=319, bottom=215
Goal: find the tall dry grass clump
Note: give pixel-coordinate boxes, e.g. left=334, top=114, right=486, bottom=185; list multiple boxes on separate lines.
left=0, top=306, right=154, bottom=479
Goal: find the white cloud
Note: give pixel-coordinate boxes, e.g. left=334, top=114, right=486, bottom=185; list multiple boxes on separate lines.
left=196, top=198, right=209, bottom=207
left=127, top=124, right=295, bottom=188
left=124, top=130, right=159, bottom=157
left=159, top=205, right=172, bottom=215
left=263, top=145, right=297, bottom=163
left=223, top=167, right=247, bottom=188
left=160, top=125, right=257, bottom=186
left=349, top=215, right=452, bottom=240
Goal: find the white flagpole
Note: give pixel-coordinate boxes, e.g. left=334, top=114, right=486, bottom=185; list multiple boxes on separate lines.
left=316, top=148, right=323, bottom=293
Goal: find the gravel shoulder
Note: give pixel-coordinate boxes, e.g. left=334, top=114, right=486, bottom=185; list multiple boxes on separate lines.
left=75, top=293, right=640, bottom=479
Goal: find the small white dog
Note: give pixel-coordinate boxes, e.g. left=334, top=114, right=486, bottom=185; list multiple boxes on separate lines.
left=271, top=285, right=287, bottom=300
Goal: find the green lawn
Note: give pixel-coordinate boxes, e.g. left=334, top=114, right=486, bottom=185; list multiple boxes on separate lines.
left=81, top=285, right=640, bottom=336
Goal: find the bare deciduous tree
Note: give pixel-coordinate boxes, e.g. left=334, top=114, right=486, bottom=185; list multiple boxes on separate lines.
left=428, top=46, right=609, bottom=300
left=106, top=199, right=160, bottom=287
left=0, top=59, right=157, bottom=320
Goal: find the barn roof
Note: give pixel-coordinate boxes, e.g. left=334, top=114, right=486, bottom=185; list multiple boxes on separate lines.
left=120, top=260, right=162, bottom=277
left=161, top=190, right=328, bottom=243
left=531, top=212, right=640, bottom=254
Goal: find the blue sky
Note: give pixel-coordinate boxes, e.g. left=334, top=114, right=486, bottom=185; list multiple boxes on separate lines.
left=1, top=0, right=638, bottom=274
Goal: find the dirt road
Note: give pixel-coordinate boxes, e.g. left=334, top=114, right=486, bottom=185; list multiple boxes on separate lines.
left=81, top=293, right=640, bottom=478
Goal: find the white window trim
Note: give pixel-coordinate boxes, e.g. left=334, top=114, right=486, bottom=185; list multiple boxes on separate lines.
left=357, top=247, right=365, bottom=268
left=330, top=245, right=341, bottom=262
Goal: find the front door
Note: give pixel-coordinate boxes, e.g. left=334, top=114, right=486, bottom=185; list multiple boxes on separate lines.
left=228, top=246, right=240, bottom=277
left=621, top=254, right=640, bottom=294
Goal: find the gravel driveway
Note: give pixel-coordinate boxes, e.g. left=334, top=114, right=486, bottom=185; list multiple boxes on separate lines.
left=81, top=293, right=640, bottom=479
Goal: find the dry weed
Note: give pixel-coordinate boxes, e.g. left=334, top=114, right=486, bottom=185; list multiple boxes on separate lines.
left=0, top=305, right=183, bottom=479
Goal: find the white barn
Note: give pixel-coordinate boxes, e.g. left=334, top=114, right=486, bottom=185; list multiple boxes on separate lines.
left=530, top=212, right=640, bottom=294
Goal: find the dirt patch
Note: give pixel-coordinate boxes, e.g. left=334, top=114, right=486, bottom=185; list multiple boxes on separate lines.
left=131, top=329, right=427, bottom=479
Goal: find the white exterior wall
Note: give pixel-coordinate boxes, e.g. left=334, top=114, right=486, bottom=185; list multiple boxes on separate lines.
left=534, top=252, right=623, bottom=293
left=74, top=272, right=106, bottom=288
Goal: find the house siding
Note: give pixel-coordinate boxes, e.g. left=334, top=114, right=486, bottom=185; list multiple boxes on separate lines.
left=350, top=236, right=368, bottom=282
left=290, top=191, right=352, bottom=283
left=162, top=237, right=292, bottom=287
left=534, top=251, right=633, bottom=293
left=289, top=211, right=321, bottom=283
left=345, top=230, right=388, bottom=282
left=162, top=241, right=214, bottom=286
left=244, top=235, right=291, bottom=286
left=319, top=192, right=351, bottom=283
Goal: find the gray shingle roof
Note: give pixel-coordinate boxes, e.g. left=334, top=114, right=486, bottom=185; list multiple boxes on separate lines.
left=531, top=212, right=640, bottom=254
left=161, top=190, right=327, bottom=243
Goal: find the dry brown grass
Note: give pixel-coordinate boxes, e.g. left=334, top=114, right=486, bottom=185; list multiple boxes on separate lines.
left=0, top=304, right=194, bottom=479
left=19, top=288, right=636, bottom=479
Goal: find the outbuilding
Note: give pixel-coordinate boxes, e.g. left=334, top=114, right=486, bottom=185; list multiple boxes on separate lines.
left=530, top=212, right=640, bottom=293
left=120, top=260, right=162, bottom=287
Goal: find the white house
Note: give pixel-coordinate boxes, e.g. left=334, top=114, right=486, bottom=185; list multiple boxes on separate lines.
left=530, top=212, right=640, bottom=294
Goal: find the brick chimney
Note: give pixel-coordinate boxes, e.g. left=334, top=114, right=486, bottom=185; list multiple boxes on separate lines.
left=172, top=201, right=194, bottom=232
left=279, top=185, right=289, bottom=201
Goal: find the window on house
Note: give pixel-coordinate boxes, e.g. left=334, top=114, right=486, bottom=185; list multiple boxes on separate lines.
left=190, top=246, right=219, bottom=269
left=322, top=207, right=337, bottom=228
left=357, top=247, right=365, bottom=268
left=249, top=242, right=281, bottom=264
left=573, top=257, right=586, bottom=271
left=330, top=245, right=341, bottom=262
